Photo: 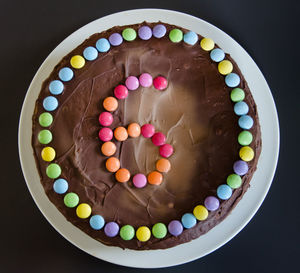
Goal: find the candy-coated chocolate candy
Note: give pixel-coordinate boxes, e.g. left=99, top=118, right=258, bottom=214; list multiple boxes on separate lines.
left=204, top=196, right=220, bottom=211
left=64, top=192, right=79, bottom=208
left=193, top=205, right=208, bottom=220
left=136, top=226, right=151, bottom=242
left=210, top=48, right=225, bottom=62
left=105, top=157, right=120, bottom=172
left=114, top=126, right=128, bottom=141
left=101, top=141, right=116, bottom=156
left=70, top=55, right=85, bottom=69
left=103, top=96, right=118, bottom=112
left=239, top=146, right=254, bottom=162
left=76, top=203, right=92, bottom=219
left=227, top=174, right=242, bottom=189
left=39, top=112, right=53, bottom=127
left=41, top=146, right=56, bottom=162
left=138, top=26, right=152, bottom=40
left=152, top=223, right=167, bottom=239
left=233, top=160, right=249, bottom=176
left=99, top=111, right=113, bottom=126
left=89, top=215, right=105, bottom=230
left=58, top=67, right=73, bottom=82
left=238, top=130, right=253, bottom=146
left=225, top=73, right=240, bottom=87
left=115, top=168, right=130, bottom=183
left=200, top=38, right=215, bottom=51
left=181, top=213, right=196, bottom=229
left=53, top=178, right=68, bottom=194
left=153, top=24, right=167, bottom=38
left=231, top=88, right=245, bottom=102
left=104, top=222, right=119, bottom=237
left=139, top=73, right=153, bottom=87
left=147, top=171, right=163, bottom=185
left=153, top=76, right=168, bottom=90
left=168, top=220, right=183, bottom=236
left=132, top=173, right=147, bottom=188
left=217, top=184, right=232, bottom=200
left=83, top=46, right=98, bottom=61
left=169, top=29, right=183, bottom=43
left=234, top=101, right=249, bottom=116
left=38, top=129, right=52, bottom=144
left=98, top=127, right=113, bottom=142
left=122, top=28, right=137, bottom=41
left=159, top=143, right=173, bottom=158
left=183, top=31, right=198, bottom=45
left=43, top=96, right=58, bottom=111
left=120, top=225, right=135, bottom=240
left=141, top=124, right=155, bottom=138
left=46, top=163, right=61, bottom=179
left=218, top=60, right=233, bottom=75
left=96, top=38, right=110, bottom=52
left=156, top=158, right=171, bottom=173
left=125, top=76, right=139, bottom=90
left=151, top=132, right=166, bottom=146
left=49, top=80, right=64, bottom=95
left=127, top=123, right=141, bottom=138
left=114, top=85, right=128, bottom=99
left=109, top=33, right=123, bottom=46
left=238, top=115, right=254, bottom=130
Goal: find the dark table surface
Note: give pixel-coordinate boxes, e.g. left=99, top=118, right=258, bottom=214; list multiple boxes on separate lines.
left=1, top=0, right=299, bottom=272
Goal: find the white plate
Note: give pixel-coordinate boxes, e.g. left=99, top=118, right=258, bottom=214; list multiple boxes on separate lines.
left=18, top=9, right=279, bottom=268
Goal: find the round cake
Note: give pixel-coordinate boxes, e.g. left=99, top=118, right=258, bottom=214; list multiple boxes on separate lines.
left=31, top=22, right=261, bottom=250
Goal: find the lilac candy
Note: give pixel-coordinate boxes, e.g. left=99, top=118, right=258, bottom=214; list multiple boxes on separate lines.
left=139, top=73, right=153, bottom=87
left=204, top=196, right=220, bottom=211
left=153, top=24, right=167, bottom=38
left=125, top=76, right=139, bottom=90
left=233, top=160, right=249, bottom=176
left=109, top=33, right=123, bottom=46
left=168, top=220, right=183, bottom=236
left=138, top=26, right=152, bottom=40
left=104, top=222, right=119, bottom=237
left=133, top=173, right=147, bottom=188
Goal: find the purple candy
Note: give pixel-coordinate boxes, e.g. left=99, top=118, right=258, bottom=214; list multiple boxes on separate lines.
left=104, top=222, right=119, bottom=237
left=153, top=24, right=167, bottom=38
left=138, top=26, right=152, bottom=40
left=233, top=160, right=249, bottom=176
left=204, top=196, right=220, bottom=211
left=109, top=33, right=123, bottom=46
left=168, top=220, right=183, bottom=236
left=133, top=173, right=147, bottom=188
left=125, top=76, right=139, bottom=90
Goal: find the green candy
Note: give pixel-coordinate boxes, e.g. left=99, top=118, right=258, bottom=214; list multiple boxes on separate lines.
left=120, top=225, right=135, bottom=240
left=238, top=131, right=253, bottom=146
left=38, top=130, right=52, bottom=144
left=227, top=174, right=242, bottom=189
left=39, top=112, right=53, bottom=127
left=64, top=192, right=79, bottom=208
left=169, top=29, right=183, bottom=43
left=122, top=28, right=137, bottom=41
left=152, top=223, right=167, bottom=239
left=46, top=163, right=61, bottom=179
left=230, top=88, right=245, bottom=102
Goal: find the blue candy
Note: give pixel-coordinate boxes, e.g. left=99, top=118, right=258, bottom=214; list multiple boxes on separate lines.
left=90, top=215, right=105, bottom=230
left=217, top=184, right=232, bottom=200
left=181, top=213, right=197, bottom=229
left=83, top=46, right=98, bottom=61
left=225, top=73, right=240, bottom=87
left=49, top=80, right=64, bottom=95
left=43, top=96, right=58, bottom=111
left=210, top=48, right=225, bottom=62
left=238, top=115, right=254, bottom=129
left=53, top=178, right=68, bottom=194
left=59, top=67, right=74, bottom=82
left=234, top=101, right=249, bottom=116
left=183, top=31, right=198, bottom=45
left=96, top=38, right=110, bottom=52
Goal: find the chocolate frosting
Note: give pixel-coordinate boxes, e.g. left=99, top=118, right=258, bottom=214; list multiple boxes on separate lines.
left=32, top=22, right=261, bottom=250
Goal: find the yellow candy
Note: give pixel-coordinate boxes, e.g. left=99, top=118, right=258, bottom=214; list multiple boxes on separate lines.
left=218, top=60, right=233, bottom=75
left=41, top=147, right=55, bottom=162
left=76, top=203, right=92, bottom=219
left=239, top=146, right=255, bottom=162
left=136, top=226, right=151, bottom=242
left=70, top=55, right=85, bottom=69
left=200, top=37, right=215, bottom=51
left=193, top=205, right=208, bottom=221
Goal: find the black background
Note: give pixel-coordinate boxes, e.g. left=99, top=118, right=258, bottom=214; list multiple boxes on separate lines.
left=1, top=0, right=299, bottom=272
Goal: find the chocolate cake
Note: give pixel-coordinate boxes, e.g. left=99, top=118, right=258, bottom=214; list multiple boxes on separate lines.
left=31, top=22, right=261, bottom=250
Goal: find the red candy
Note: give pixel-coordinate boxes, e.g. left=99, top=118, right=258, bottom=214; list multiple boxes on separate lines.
left=98, top=127, right=113, bottom=142
left=153, top=76, right=168, bottom=90
left=114, top=85, right=128, bottom=99
left=141, top=124, right=155, bottom=138
left=159, top=144, right=174, bottom=158
left=151, top=132, right=166, bottom=146
left=99, top=112, right=113, bottom=126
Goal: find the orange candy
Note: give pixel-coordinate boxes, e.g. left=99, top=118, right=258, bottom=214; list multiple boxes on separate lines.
left=156, top=158, right=171, bottom=173
left=114, top=127, right=128, bottom=141
left=103, top=96, right=118, bottom=112
left=101, top=141, right=117, bottom=156
left=115, top=168, right=130, bottom=183
left=147, top=171, right=163, bottom=185
left=105, top=157, right=120, bottom=172
left=127, top=123, right=141, bottom=138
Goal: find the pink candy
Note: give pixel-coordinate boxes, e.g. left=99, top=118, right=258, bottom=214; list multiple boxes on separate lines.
left=114, top=85, right=128, bottom=99
left=98, top=127, right=113, bottom=142
left=159, top=144, right=174, bottom=158
left=141, top=124, right=155, bottom=138
left=139, top=73, right=153, bottom=87
left=132, top=173, right=147, bottom=188
left=153, top=76, right=168, bottom=90
left=151, top=132, right=166, bottom=146
left=99, top=112, right=113, bottom=126
left=125, top=76, right=139, bottom=90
